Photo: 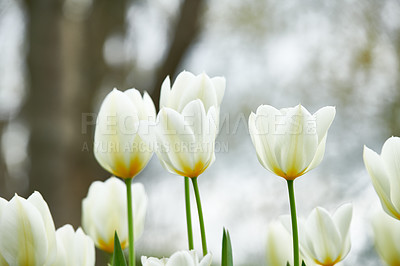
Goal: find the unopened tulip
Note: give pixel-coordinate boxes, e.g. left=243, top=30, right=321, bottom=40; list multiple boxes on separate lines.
left=249, top=104, right=336, bottom=180
left=141, top=250, right=212, bottom=266
left=160, top=71, right=225, bottom=121
left=54, top=224, right=95, bottom=266
left=141, top=99, right=217, bottom=178
left=363, top=137, right=400, bottom=220
left=82, top=177, right=147, bottom=253
left=372, top=210, right=400, bottom=266
left=301, top=204, right=352, bottom=266
left=94, top=88, right=156, bottom=179
left=0, top=192, right=57, bottom=266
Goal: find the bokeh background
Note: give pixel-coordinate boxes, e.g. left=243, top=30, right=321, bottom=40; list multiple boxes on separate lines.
left=1, top=0, right=400, bottom=265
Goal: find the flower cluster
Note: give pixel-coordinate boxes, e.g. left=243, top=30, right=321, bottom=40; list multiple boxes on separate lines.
left=1, top=70, right=399, bottom=266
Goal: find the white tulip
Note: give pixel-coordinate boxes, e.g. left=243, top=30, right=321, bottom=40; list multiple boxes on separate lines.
left=0, top=192, right=57, bottom=266
left=94, top=88, right=156, bottom=179
left=54, top=224, right=95, bottom=266
left=266, top=220, right=315, bottom=266
left=372, top=210, right=400, bottom=266
left=141, top=250, right=212, bottom=266
left=82, top=177, right=147, bottom=253
left=249, top=104, right=336, bottom=180
left=140, top=99, right=217, bottom=178
left=301, top=204, right=353, bottom=266
left=363, top=137, right=400, bottom=220
left=160, top=71, right=225, bottom=116
left=0, top=197, right=8, bottom=266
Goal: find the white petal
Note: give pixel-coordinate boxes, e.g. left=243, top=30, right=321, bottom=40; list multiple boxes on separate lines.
left=143, top=91, right=157, bottom=122
left=381, top=137, right=400, bottom=216
left=313, top=106, right=336, bottom=144
left=273, top=105, right=318, bottom=179
left=332, top=203, right=353, bottom=258
left=160, top=76, right=171, bottom=109
left=0, top=195, right=48, bottom=265
left=266, top=221, right=294, bottom=266
left=199, top=253, right=213, bottom=266
left=169, top=71, right=196, bottom=111
left=166, top=251, right=195, bottom=266
left=305, top=207, right=341, bottom=264
left=132, top=183, right=148, bottom=240
left=141, top=256, right=165, bottom=266
left=363, top=145, right=400, bottom=218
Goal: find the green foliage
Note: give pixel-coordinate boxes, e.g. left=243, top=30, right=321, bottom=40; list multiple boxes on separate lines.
left=286, top=262, right=291, bottom=266
left=221, top=228, right=233, bottom=266
left=301, top=260, right=307, bottom=266
left=112, top=231, right=127, bottom=266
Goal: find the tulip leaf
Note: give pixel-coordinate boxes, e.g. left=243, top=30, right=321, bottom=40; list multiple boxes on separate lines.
left=221, top=228, right=233, bottom=266
left=112, top=231, right=127, bottom=266
left=286, top=262, right=291, bottom=266
left=301, top=260, right=306, bottom=266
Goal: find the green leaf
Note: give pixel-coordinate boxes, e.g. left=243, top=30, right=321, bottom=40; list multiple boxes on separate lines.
left=112, top=231, right=127, bottom=266
left=221, top=228, right=233, bottom=266
left=286, top=262, right=291, bottom=266
left=301, top=260, right=306, bottom=266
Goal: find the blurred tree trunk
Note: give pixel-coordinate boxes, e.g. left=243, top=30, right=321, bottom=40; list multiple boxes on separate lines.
left=24, top=0, right=129, bottom=228
left=151, top=0, right=205, bottom=108
left=24, top=0, right=67, bottom=223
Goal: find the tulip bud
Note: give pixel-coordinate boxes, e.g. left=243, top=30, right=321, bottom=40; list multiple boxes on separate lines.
left=363, top=136, right=400, bottom=220
left=94, top=88, right=156, bottom=179
left=141, top=250, right=212, bottom=266
left=249, top=104, right=335, bottom=180
left=300, top=204, right=352, bottom=266
left=0, top=192, right=57, bottom=266
left=82, top=177, right=147, bottom=253
left=54, top=224, right=95, bottom=266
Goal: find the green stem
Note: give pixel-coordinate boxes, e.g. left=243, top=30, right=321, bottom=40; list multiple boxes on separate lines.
left=287, top=180, right=299, bottom=266
left=191, top=177, right=208, bottom=256
left=185, top=177, right=194, bottom=250
left=125, top=178, right=135, bottom=266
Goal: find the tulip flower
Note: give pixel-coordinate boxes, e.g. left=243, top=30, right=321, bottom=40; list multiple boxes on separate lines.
left=266, top=220, right=315, bottom=266
left=300, top=204, right=353, bottom=266
left=54, top=224, right=95, bottom=266
left=82, top=177, right=147, bottom=253
left=0, top=192, right=57, bottom=266
left=94, top=88, right=156, bottom=180
left=372, top=210, right=400, bottom=266
left=160, top=71, right=225, bottom=123
left=141, top=250, right=212, bottom=266
left=363, top=136, right=400, bottom=220
left=248, top=104, right=336, bottom=180
left=249, top=104, right=336, bottom=266
left=140, top=99, right=216, bottom=255
left=94, top=88, right=155, bottom=266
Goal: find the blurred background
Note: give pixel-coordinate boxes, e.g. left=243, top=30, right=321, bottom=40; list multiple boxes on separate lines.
left=0, top=0, right=399, bottom=265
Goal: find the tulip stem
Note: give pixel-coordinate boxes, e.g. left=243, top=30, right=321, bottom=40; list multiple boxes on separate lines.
left=191, top=177, right=208, bottom=256
left=125, top=178, right=135, bottom=266
left=185, top=177, right=194, bottom=250
left=287, top=180, right=299, bottom=266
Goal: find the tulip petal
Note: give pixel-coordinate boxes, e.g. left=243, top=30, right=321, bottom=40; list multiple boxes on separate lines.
left=160, top=76, right=171, bottom=109
left=199, top=253, right=213, bottom=266
left=306, top=207, right=341, bottom=264
left=363, top=145, right=400, bottom=218
left=381, top=137, right=400, bottom=216
left=27, top=191, right=57, bottom=265
left=313, top=106, right=336, bottom=145
left=332, top=203, right=352, bottom=258
left=166, top=251, right=194, bottom=266
left=155, top=107, right=197, bottom=176
left=169, top=71, right=196, bottom=111
left=178, top=73, right=218, bottom=113
left=0, top=195, right=48, bottom=265
left=273, top=105, right=318, bottom=179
